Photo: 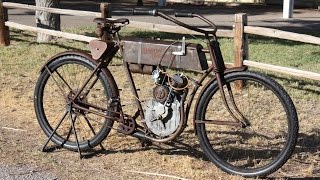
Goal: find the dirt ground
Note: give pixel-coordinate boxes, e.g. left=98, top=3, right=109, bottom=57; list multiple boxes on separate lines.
left=0, top=54, right=320, bottom=179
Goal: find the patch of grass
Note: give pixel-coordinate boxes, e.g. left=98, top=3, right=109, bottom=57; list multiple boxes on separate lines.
left=248, top=35, right=320, bottom=73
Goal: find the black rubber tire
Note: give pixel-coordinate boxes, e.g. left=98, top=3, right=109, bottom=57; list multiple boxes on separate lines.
left=34, top=55, right=116, bottom=151
left=195, top=71, right=298, bottom=177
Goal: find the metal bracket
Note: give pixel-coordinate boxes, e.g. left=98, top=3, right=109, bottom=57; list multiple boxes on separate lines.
left=172, top=37, right=186, bottom=69
left=172, top=36, right=186, bottom=56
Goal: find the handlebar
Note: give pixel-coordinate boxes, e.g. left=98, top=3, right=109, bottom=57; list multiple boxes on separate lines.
left=133, top=9, right=217, bottom=35
left=133, top=9, right=158, bottom=16
left=174, top=12, right=194, bottom=18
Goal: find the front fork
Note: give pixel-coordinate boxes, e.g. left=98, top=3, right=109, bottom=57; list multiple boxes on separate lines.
left=215, top=71, right=250, bottom=128
left=207, top=39, right=250, bottom=128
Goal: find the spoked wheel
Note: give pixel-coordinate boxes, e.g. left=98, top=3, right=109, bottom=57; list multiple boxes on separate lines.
left=195, top=71, right=298, bottom=177
left=34, top=55, right=117, bottom=151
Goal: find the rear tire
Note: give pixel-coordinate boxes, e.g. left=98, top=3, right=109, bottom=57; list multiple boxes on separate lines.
left=34, top=55, right=117, bottom=151
left=195, top=71, right=298, bottom=177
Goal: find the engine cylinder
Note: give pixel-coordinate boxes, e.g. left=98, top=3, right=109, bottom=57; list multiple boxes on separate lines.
left=170, top=74, right=188, bottom=89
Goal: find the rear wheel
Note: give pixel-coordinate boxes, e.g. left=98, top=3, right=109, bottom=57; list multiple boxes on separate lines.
left=195, top=71, right=298, bottom=177
left=34, top=55, right=117, bottom=151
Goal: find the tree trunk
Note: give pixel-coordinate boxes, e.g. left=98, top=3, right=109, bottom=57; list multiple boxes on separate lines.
left=35, top=0, right=60, bottom=42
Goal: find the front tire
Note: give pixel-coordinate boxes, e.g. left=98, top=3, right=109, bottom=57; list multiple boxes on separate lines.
left=195, top=71, right=298, bottom=177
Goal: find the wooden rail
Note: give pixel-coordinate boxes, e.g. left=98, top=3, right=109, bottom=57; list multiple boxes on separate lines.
left=5, top=21, right=97, bottom=42
left=244, top=60, right=320, bottom=81
left=3, top=2, right=101, bottom=17
left=0, top=2, right=319, bottom=82
left=244, top=26, right=320, bottom=46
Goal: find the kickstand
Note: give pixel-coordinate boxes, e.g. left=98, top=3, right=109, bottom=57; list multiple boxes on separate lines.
left=98, top=143, right=106, bottom=151
left=42, top=110, right=106, bottom=158
left=69, top=113, right=83, bottom=159
left=42, top=111, right=69, bottom=152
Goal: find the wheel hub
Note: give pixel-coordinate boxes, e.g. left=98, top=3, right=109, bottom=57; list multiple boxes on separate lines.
left=65, top=90, right=89, bottom=115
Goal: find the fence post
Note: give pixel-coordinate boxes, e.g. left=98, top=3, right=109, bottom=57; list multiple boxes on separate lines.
left=100, top=3, right=111, bottom=19
left=100, top=3, right=111, bottom=41
left=234, top=13, right=248, bottom=67
left=0, top=0, right=10, bottom=46
left=234, top=13, right=248, bottom=89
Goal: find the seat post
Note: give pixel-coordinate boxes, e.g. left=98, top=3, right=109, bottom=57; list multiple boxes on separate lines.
left=96, top=23, right=104, bottom=39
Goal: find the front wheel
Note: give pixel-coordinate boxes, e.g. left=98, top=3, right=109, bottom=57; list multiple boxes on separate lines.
left=195, top=71, right=298, bottom=177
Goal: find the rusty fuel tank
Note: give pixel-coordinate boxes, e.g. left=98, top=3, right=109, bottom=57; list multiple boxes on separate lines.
left=123, top=38, right=208, bottom=71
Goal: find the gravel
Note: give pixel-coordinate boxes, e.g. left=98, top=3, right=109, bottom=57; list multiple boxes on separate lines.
left=0, top=164, right=58, bottom=180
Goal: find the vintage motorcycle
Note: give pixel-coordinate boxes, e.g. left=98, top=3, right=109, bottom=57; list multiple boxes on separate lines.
left=34, top=9, right=298, bottom=177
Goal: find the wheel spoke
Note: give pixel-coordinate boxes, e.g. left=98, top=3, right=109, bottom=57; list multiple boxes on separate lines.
left=55, top=69, right=73, bottom=92
left=84, top=115, right=105, bottom=126
left=44, top=65, right=68, bottom=97
left=83, top=115, right=98, bottom=136
left=82, top=75, right=99, bottom=98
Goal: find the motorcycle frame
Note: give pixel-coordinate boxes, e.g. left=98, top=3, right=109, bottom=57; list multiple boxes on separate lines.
left=40, top=16, right=249, bottom=157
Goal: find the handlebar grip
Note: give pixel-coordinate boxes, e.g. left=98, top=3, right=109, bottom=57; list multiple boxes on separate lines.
left=133, top=9, right=158, bottom=16
left=175, top=12, right=194, bottom=18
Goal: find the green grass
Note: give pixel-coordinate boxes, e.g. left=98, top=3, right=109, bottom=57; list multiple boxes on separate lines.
left=248, top=36, right=320, bottom=73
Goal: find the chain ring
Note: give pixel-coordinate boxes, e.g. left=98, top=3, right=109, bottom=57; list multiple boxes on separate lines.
left=118, top=116, right=136, bottom=135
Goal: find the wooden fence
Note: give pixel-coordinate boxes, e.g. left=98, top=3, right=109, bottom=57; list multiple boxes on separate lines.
left=0, top=2, right=319, bottom=81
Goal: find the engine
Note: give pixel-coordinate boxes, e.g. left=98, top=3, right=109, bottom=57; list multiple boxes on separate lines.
left=144, top=69, right=188, bottom=137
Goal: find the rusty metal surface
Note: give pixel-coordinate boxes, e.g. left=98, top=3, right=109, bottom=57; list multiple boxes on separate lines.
left=88, top=40, right=108, bottom=60
left=153, top=85, right=169, bottom=103
left=194, top=120, right=242, bottom=127
left=210, top=40, right=226, bottom=72
left=191, top=66, right=248, bottom=133
left=118, top=116, right=136, bottom=135
left=128, top=63, right=155, bottom=74
left=122, top=38, right=208, bottom=70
